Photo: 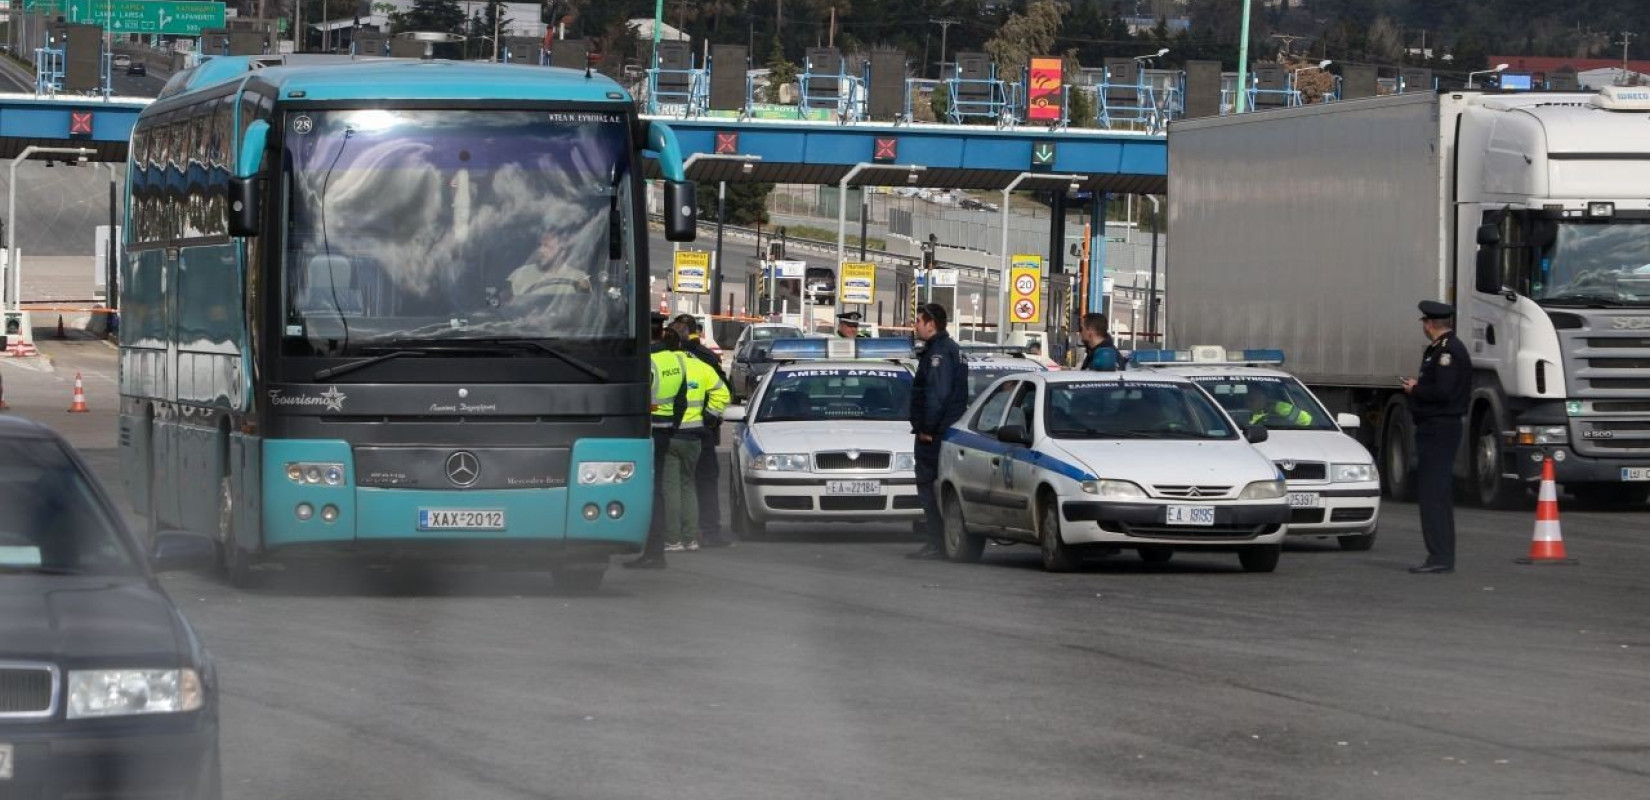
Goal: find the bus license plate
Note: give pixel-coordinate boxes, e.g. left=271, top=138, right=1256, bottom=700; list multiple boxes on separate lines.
left=418, top=509, right=506, bottom=531
left=1287, top=492, right=1321, bottom=508
left=1166, top=505, right=1216, bottom=526
left=826, top=480, right=882, bottom=495
left=1623, top=467, right=1650, bottom=482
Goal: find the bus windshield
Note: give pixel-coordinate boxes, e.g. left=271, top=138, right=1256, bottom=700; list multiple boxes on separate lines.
left=280, top=108, right=637, bottom=356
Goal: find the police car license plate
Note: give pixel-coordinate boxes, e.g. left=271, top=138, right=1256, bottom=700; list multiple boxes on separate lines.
left=1166, top=505, right=1216, bottom=526
left=0, top=743, right=11, bottom=780
left=418, top=509, right=506, bottom=531
left=1623, top=468, right=1650, bottom=482
left=1287, top=492, right=1321, bottom=508
left=826, top=480, right=883, bottom=495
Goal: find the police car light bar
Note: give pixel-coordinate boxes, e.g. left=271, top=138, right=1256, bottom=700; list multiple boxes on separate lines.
left=766, top=338, right=915, bottom=362
left=1131, top=347, right=1286, bottom=366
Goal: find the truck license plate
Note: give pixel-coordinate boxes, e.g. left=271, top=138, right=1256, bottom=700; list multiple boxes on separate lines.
left=1287, top=492, right=1321, bottom=508
left=826, top=480, right=883, bottom=495
left=1623, top=468, right=1650, bottom=482
left=1166, top=505, right=1217, bottom=526
left=0, top=743, right=12, bottom=780
left=417, top=509, right=506, bottom=531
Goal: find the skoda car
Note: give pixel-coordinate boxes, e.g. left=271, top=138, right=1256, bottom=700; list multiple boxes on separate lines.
left=936, top=371, right=1290, bottom=572
left=0, top=416, right=221, bottom=799
left=725, top=338, right=922, bottom=536
left=1132, top=349, right=1381, bottom=551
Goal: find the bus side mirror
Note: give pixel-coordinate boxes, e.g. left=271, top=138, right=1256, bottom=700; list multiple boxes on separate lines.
left=664, top=180, right=697, bottom=242
left=228, top=177, right=261, bottom=237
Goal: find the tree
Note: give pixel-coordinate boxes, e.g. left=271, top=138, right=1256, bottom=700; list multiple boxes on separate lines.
left=697, top=181, right=775, bottom=227
left=929, top=84, right=951, bottom=122
left=984, top=0, right=1063, bottom=79
left=391, top=0, right=466, bottom=43
left=764, top=36, right=798, bottom=104
left=1365, top=16, right=1403, bottom=64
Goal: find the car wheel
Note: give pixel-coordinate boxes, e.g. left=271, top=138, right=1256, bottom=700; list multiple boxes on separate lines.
left=942, top=487, right=984, bottom=563
left=217, top=476, right=259, bottom=589
left=1338, top=529, right=1378, bottom=552
left=551, top=566, right=606, bottom=594
left=1038, top=496, right=1078, bottom=573
left=1238, top=544, right=1282, bottom=573
left=728, top=462, right=765, bottom=540
left=1381, top=410, right=1416, bottom=502
left=1138, top=545, right=1174, bottom=565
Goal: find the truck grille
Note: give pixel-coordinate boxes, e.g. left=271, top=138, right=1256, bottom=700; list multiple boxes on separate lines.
left=1151, top=484, right=1233, bottom=499
left=814, top=451, right=891, bottom=471
left=1275, top=462, right=1326, bottom=481
left=1558, top=320, right=1650, bottom=457
left=0, top=664, right=57, bottom=718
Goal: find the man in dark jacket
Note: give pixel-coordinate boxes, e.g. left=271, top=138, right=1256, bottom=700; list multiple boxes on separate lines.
left=1402, top=300, right=1472, bottom=574
left=672, top=314, right=735, bottom=547
left=1078, top=313, right=1123, bottom=371
left=907, top=303, right=969, bottom=560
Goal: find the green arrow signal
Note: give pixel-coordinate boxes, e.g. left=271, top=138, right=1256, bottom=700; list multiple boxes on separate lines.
left=1031, top=142, right=1056, bottom=167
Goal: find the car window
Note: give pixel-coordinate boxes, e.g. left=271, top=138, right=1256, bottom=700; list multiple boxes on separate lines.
left=966, top=363, right=1041, bottom=402
left=0, top=438, right=140, bottom=575
left=1188, top=375, right=1338, bottom=431
left=1006, top=382, right=1038, bottom=433
left=756, top=367, right=912, bottom=422
left=752, top=326, right=801, bottom=341
left=1045, top=380, right=1236, bottom=440
left=971, top=381, right=1018, bottom=435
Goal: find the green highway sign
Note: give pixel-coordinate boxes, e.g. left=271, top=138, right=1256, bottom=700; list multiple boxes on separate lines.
left=1031, top=141, right=1057, bottom=168
left=30, top=0, right=227, bottom=36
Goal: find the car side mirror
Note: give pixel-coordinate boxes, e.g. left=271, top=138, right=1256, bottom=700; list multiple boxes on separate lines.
left=723, top=405, right=747, bottom=423
left=1336, top=412, right=1361, bottom=430
left=228, top=176, right=261, bottom=237
left=997, top=424, right=1033, bottom=446
left=664, top=180, right=697, bottom=242
left=1244, top=425, right=1270, bottom=444
left=149, top=532, right=219, bottom=573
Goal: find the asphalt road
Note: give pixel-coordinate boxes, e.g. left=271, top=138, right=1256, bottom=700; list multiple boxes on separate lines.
left=2, top=339, right=1646, bottom=800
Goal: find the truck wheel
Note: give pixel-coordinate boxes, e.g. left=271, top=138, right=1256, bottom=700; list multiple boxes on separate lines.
left=1381, top=412, right=1416, bottom=502
left=1238, top=544, right=1281, bottom=573
left=1472, top=412, right=1524, bottom=509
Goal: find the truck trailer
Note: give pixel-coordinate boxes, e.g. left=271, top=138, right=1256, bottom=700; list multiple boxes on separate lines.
left=1166, top=86, right=1650, bottom=507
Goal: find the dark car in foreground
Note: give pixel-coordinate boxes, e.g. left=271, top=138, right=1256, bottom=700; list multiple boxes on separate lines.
left=0, top=416, right=220, bottom=799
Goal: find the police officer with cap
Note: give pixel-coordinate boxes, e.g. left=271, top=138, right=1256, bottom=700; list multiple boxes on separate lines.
left=835, top=311, right=867, bottom=338
left=1402, top=300, right=1472, bottom=574
left=625, top=312, right=686, bottom=569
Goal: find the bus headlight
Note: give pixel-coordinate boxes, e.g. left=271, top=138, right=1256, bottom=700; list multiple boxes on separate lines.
left=579, top=461, right=637, bottom=485
left=67, top=669, right=203, bottom=719
left=1081, top=479, right=1147, bottom=499
left=286, top=462, right=346, bottom=484
left=1332, top=463, right=1376, bottom=483
left=1239, top=479, right=1287, bottom=500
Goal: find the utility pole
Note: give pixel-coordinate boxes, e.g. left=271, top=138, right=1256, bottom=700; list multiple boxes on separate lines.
left=1235, top=0, right=1253, bottom=113
left=930, top=18, right=957, bottom=80
left=1618, top=31, right=1637, bottom=72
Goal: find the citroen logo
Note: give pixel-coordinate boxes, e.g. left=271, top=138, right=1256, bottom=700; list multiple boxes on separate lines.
left=1185, top=486, right=1202, bottom=498
left=446, top=451, right=480, bottom=487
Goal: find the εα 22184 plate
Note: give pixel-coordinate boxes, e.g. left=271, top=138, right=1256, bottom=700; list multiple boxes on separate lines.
left=826, top=480, right=883, bottom=495
left=418, top=509, right=506, bottom=531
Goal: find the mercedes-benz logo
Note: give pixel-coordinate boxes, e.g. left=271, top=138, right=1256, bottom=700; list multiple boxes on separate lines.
left=446, top=451, right=480, bottom=487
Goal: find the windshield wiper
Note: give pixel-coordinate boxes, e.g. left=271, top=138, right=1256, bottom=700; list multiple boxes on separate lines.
left=455, top=338, right=610, bottom=382
left=312, top=349, right=427, bottom=381
left=314, top=339, right=609, bottom=383
left=0, top=565, right=82, bottom=575
left=1538, top=294, right=1620, bottom=308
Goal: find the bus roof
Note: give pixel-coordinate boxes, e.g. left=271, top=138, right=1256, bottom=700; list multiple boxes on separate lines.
left=159, top=56, right=632, bottom=105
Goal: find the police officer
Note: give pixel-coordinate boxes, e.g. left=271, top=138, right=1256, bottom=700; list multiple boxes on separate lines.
left=907, top=303, right=969, bottom=560
left=662, top=340, right=730, bottom=552
left=1247, top=390, right=1313, bottom=428
left=835, top=311, right=867, bottom=338
left=671, top=315, right=736, bottom=548
left=1402, top=300, right=1472, bottom=574
left=1078, top=313, right=1123, bottom=371
left=624, top=314, right=688, bottom=570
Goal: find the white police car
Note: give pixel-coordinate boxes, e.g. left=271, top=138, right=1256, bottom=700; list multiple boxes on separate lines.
left=961, top=345, right=1050, bottom=403
left=1132, top=347, right=1381, bottom=551
left=724, top=338, right=922, bottom=536
left=937, top=371, right=1291, bottom=572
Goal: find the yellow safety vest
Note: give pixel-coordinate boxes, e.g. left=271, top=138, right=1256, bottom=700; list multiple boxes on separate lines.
left=650, top=350, right=687, bottom=429
left=679, top=356, right=730, bottom=430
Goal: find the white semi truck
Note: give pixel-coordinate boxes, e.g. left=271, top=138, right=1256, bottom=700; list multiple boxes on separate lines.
left=1166, top=86, right=1650, bottom=507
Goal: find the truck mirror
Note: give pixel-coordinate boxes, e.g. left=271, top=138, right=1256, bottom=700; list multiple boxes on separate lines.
left=664, top=180, right=697, bottom=242
left=1475, top=250, right=1501, bottom=294
left=1475, top=224, right=1500, bottom=247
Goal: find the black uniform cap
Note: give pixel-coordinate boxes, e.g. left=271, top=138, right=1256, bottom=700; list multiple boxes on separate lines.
left=1418, top=300, right=1455, bottom=320
left=836, top=311, right=863, bottom=326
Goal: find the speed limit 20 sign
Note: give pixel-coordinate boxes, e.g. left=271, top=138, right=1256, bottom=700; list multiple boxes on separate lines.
left=1008, top=255, right=1043, bottom=325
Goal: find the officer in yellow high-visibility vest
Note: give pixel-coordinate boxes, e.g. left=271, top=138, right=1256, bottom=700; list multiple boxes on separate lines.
left=1246, top=390, right=1313, bottom=428
left=625, top=314, right=689, bottom=570
left=661, top=348, right=730, bottom=552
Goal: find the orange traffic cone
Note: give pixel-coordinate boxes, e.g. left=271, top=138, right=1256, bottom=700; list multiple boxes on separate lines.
left=1516, top=458, right=1577, bottom=565
left=66, top=372, right=89, bottom=413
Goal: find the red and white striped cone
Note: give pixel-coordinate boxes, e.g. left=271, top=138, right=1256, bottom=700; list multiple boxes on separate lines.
left=66, top=372, right=89, bottom=413
left=1516, top=457, right=1577, bottom=565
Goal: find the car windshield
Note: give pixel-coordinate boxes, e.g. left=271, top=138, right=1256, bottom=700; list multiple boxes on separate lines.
left=757, top=367, right=913, bottom=422
left=1535, top=221, right=1650, bottom=307
left=1188, top=375, right=1338, bottom=431
left=1045, top=380, right=1237, bottom=440
left=280, top=109, right=638, bottom=356
left=751, top=326, right=802, bottom=342
left=0, top=438, right=139, bottom=575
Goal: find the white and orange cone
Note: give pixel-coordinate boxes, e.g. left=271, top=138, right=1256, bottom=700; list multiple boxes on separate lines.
left=66, top=372, right=89, bottom=413
left=1516, top=457, right=1577, bottom=565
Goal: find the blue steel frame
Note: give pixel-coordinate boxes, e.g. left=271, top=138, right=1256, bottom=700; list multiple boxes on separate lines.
left=798, top=60, right=866, bottom=121
left=945, top=63, right=1013, bottom=125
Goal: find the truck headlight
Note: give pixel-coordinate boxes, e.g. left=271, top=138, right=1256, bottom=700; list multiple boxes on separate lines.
left=1081, top=479, right=1147, bottom=499
left=752, top=453, right=810, bottom=472
left=893, top=452, right=916, bottom=471
left=579, top=461, right=637, bottom=485
left=1332, top=463, right=1376, bottom=483
left=1515, top=425, right=1568, bottom=446
left=67, top=669, right=204, bottom=719
left=1238, top=479, right=1287, bottom=500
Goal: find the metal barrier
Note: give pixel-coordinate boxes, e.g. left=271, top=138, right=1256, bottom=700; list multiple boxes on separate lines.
left=945, top=69, right=1014, bottom=125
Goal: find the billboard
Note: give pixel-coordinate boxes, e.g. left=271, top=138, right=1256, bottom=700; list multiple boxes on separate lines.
left=672, top=250, right=710, bottom=294
left=840, top=262, right=875, bottom=304
left=1027, top=57, right=1063, bottom=122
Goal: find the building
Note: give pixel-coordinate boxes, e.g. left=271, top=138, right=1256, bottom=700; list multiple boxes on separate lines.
left=1488, top=55, right=1650, bottom=82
